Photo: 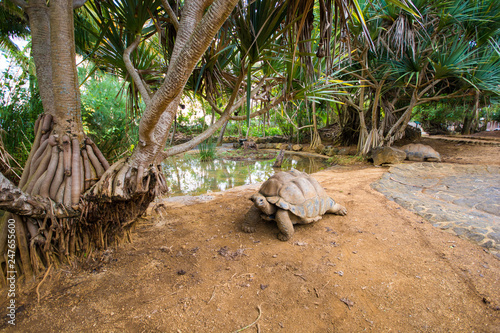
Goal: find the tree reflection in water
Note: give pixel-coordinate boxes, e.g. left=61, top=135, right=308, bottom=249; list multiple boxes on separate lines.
left=162, top=154, right=328, bottom=196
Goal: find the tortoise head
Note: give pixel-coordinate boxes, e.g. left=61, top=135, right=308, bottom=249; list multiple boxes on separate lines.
left=250, top=193, right=277, bottom=216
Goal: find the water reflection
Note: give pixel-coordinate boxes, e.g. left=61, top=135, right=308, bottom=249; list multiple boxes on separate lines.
left=162, top=153, right=329, bottom=197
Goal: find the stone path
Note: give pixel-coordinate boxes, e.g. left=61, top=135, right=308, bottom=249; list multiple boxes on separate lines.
left=372, top=163, right=500, bottom=258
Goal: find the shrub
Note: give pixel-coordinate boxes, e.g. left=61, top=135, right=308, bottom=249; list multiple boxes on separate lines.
left=198, top=137, right=217, bottom=161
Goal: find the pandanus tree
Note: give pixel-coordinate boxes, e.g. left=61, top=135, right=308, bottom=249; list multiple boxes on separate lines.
left=0, top=0, right=239, bottom=282
left=0, top=0, right=374, bottom=283
left=338, top=0, right=500, bottom=154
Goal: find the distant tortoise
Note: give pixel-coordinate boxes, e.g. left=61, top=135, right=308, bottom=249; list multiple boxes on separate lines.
left=369, top=146, right=407, bottom=166
left=242, top=169, right=347, bottom=241
left=401, top=143, right=441, bottom=162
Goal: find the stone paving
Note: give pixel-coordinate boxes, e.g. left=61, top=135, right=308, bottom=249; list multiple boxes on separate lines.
left=372, top=163, right=500, bottom=258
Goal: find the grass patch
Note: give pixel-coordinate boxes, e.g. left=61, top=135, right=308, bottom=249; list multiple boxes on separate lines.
left=327, top=155, right=365, bottom=165
left=218, top=149, right=276, bottom=161
left=199, top=138, right=217, bottom=161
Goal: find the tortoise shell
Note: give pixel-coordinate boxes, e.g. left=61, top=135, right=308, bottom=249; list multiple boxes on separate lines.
left=258, top=169, right=335, bottom=218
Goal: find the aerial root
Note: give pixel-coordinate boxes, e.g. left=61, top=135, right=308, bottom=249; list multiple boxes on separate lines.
left=0, top=113, right=116, bottom=284
left=36, top=264, right=52, bottom=303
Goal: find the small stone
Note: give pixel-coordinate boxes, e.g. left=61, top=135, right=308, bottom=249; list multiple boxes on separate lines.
left=340, top=297, right=354, bottom=308
left=177, top=269, right=186, bottom=275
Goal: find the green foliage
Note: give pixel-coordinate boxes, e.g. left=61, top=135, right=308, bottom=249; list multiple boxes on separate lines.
left=79, top=0, right=165, bottom=115
left=0, top=67, right=40, bottom=169
left=326, top=155, right=364, bottom=165
left=264, top=127, right=283, bottom=137
left=485, top=103, right=500, bottom=122
left=224, top=118, right=284, bottom=138
left=198, top=137, right=217, bottom=162
left=0, top=1, right=29, bottom=56
left=79, top=67, right=138, bottom=162
left=412, top=102, right=469, bottom=131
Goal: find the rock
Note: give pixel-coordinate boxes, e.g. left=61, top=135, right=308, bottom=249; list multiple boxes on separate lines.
left=223, top=136, right=238, bottom=143
left=370, top=146, right=407, bottom=166
left=322, top=146, right=337, bottom=156
left=337, top=147, right=357, bottom=155
left=257, top=143, right=267, bottom=149
left=243, top=141, right=257, bottom=150
left=315, top=144, right=325, bottom=154
left=292, top=144, right=302, bottom=151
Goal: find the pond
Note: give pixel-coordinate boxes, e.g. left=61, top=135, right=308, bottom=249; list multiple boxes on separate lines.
left=162, top=151, right=330, bottom=197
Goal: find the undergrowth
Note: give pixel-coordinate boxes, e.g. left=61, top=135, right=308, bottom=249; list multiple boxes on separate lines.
left=199, top=138, right=217, bottom=161
left=327, top=155, right=365, bottom=165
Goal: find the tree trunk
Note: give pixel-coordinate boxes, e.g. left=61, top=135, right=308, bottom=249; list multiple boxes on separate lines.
left=0, top=0, right=116, bottom=282
left=26, top=0, right=55, bottom=116
left=169, top=115, right=177, bottom=146
left=217, top=119, right=229, bottom=147
left=310, top=103, right=322, bottom=149
left=0, top=0, right=239, bottom=283
left=463, top=91, right=480, bottom=135
left=384, top=92, right=417, bottom=145
left=273, top=149, right=285, bottom=168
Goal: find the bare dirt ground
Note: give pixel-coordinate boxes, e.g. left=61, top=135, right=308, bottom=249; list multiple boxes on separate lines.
left=1, top=134, right=500, bottom=332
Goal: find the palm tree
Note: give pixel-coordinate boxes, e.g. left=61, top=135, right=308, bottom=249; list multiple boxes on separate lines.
left=337, top=0, right=500, bottom=154
left=0, top=0, right=376, bottom=282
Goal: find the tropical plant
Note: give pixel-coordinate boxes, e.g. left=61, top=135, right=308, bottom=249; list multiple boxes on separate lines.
left=337, top=0, right=500, bottom=154
left=198, top=137, right=217, bottom=162
left=79, top=67, right=139, bottom=162
left=0, top=0, right=379, bottom=283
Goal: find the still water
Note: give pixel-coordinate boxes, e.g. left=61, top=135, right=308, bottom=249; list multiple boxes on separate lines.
left=162, top=152, right=329, bottom=196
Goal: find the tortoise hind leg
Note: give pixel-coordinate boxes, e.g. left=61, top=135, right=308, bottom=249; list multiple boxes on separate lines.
left=327, top=200, right=347, bottom=216
left=275, top=209, right=294, bottom=241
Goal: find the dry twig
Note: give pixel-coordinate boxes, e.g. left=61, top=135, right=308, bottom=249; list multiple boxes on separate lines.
left=232, top=305, right=262, bottom=333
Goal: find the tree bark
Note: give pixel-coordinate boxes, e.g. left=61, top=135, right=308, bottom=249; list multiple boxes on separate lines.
left=25, top=0, right=56, bottom=116
left=49, top=0, right=83, bottom=137
left=137, top=0, right=238, bottom=151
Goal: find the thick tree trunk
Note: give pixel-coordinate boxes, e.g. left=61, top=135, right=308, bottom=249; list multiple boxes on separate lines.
left=0, top=0, right=240, bottom=283
left=26, top=0, right=56, bottom=116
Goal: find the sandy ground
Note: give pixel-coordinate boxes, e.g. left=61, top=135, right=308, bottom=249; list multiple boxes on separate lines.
left=1, top=135, right=500, bottom=332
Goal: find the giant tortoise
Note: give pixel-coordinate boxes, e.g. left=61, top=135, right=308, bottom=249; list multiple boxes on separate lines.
left=242, top=169, right=347, bottom=241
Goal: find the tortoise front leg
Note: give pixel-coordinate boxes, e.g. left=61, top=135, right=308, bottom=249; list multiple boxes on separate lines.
left=241, top=206, right=261, bottom=233
left=276, top=209, right=294, bottom=241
